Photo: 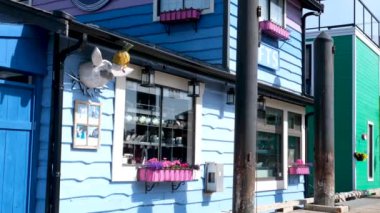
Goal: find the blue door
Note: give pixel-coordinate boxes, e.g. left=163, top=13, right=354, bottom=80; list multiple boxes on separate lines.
left=0, top=79, right=34, bottom=212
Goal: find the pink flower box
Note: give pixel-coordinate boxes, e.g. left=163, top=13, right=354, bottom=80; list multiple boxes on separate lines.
left=138, top=168, right=193, bottom=182
left=259, top=20, right=290, bottom=40
left=160, top=8, right=201, bottom=23
left=289, top=166, right=310, bottom=175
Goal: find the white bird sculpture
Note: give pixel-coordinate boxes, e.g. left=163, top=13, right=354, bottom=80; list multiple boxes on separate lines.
left=67, top=46, right=134, bottom=97
left=79, top=47, right=115, bottom=89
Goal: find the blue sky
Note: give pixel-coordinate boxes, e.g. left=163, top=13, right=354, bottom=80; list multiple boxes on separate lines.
left=306, top=0, right=380, bottom=30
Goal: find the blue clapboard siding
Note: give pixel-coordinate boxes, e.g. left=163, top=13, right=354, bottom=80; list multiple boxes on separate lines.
left=0, top=24, right=48, bottom=75
left=229, top=0, right=303, bottom=94
left=35, top=35, right=54, bottom=213
left=58, top=55, right=235, bottom=212
left=75, top=1, right=224, bottom=65
left=58, top=59, right=307, bottom=212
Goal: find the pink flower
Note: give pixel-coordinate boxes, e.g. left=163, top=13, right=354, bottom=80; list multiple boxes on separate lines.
left=147, top=158, right=159, bottom=163
left=161, top=160, right=172, bottom=168
left=180, top=163, right=189, bottom=168
left=172, top=160, right=181, bottom=166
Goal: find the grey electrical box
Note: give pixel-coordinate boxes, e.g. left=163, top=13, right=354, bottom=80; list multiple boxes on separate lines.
left=205, top=162, right=224, bottom=193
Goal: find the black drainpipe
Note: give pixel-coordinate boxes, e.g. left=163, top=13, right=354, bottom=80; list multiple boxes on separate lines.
left=301, top=11, right=320, bottom=96
left=46, top=11, right=86, bottom=212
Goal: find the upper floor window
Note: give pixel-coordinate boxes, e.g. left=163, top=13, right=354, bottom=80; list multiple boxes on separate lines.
left=153, top=0, right=214, bottom=21
left=259, top=0, right=286, bottom=27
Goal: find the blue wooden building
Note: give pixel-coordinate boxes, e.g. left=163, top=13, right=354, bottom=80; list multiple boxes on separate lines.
left=0, top=2, right=70, bottom=211
left=1, top=0, right=323, bottom=212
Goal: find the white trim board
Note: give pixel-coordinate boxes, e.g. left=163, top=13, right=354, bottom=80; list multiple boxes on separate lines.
left=352, top=33, right=357, bottom=190
left=306, top=27, right=355, bottom=40
left=354, top=28, right=380, bottom=55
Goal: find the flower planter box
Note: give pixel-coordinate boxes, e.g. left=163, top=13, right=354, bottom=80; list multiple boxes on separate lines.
left=138, top=168, right=193, bottom=182
left=259, top=20, right=290, bottom=40
left=289, top=166, right=310, bottom=175
left=160, top=8, right=201, bottom=23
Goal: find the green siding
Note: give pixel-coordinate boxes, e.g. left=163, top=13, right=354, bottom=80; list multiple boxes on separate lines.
left=334, top=35, right=354, bottom=193
left=306, top=105, right=315, bottom=197
left=355, top=37, right=380, bottom=190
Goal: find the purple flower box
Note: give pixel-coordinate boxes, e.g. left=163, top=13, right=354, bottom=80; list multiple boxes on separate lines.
left=160, top=8, right=201, bottom=23
left=259, top=20, right=290, bottom=40
left=138, top=168, right=193, bottom=182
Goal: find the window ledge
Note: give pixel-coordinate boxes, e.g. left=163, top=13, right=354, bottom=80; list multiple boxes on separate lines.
left=259, top=20, right=290, bottom=40
left=159, top=8, right=201, bottom=23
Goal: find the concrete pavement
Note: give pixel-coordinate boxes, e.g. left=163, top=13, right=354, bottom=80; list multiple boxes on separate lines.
left=291, top=195, right=380, bottom=213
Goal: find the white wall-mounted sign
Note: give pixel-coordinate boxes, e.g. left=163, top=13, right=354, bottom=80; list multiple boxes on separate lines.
left=258, top=43, right=279, bottom=71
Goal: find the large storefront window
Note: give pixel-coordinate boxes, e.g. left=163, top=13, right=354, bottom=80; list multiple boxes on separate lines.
left=112, top=69, right=203, bottom=181
left=255, top=99, right=306, bottom=191
left=123, top=81, right=194, bottom=165
left=257, top=107, right=283, bottom=180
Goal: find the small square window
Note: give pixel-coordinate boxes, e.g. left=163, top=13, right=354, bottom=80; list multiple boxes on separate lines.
left=259, top=0, right=286, bottom=27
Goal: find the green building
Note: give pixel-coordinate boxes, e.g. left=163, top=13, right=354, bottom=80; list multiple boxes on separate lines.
left=306, top=27, right=380, bottom=193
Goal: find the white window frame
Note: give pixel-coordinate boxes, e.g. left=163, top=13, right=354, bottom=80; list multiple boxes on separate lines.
left=153, top=0, right=215, bottom=21
left=112, top=64, right=204, bottom=181
left=256, top=98, right=305, bottom=191
left=367, top=121, right=374, bottom=181
left=259, top=0, right=287, bottom=27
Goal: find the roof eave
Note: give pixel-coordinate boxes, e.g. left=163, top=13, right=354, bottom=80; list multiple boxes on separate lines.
left=0, top=0, right=67, bottom=33
left=301, top=0, right=324, bottom=12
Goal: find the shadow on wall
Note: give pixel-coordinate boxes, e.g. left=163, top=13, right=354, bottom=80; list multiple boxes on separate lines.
left=131, top=181, right=189, bottom=212
left=272, top=76, right=281, bottom=88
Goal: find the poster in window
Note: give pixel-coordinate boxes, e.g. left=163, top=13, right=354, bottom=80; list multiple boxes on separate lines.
left=73, top=100, right=101, bottom=149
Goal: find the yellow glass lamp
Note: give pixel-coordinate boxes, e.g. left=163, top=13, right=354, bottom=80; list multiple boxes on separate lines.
left=112, top=42, right=134, bottom=77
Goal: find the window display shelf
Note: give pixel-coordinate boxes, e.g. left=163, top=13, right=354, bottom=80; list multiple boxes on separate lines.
left=124, top=141, right=186, bottom=148
left=125, top=120, right=188, bottom=129
left=127, top=122, right=161, bottom=127
left=126, top=108, right=160, bottom=115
